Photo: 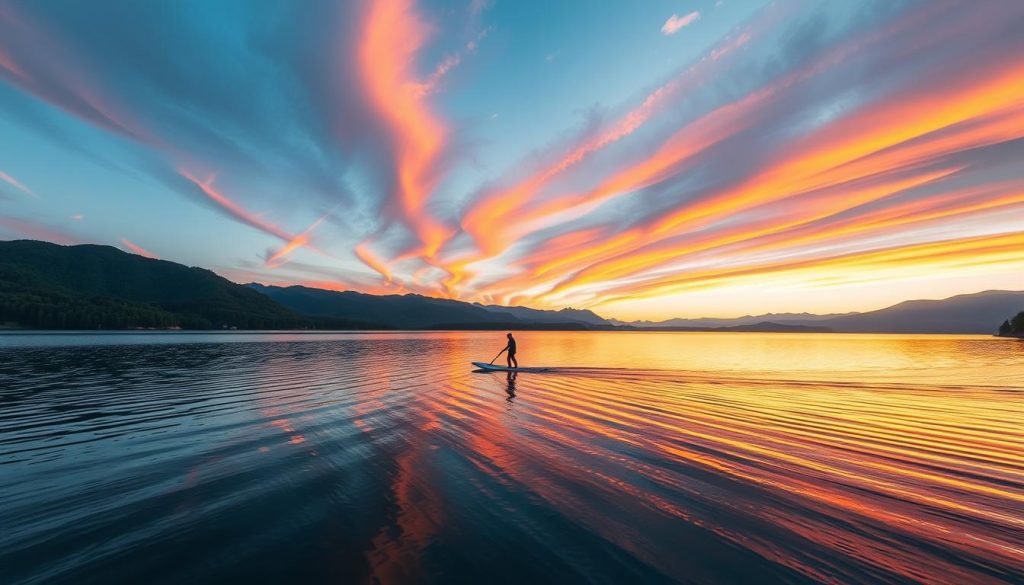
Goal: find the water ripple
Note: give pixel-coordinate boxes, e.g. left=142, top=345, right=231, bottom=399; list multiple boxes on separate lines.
left=1, top=332, right=1021, bottom=584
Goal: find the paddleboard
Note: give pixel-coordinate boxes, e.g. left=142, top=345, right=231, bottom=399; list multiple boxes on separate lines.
left=471, top=361, right=550, bottom=373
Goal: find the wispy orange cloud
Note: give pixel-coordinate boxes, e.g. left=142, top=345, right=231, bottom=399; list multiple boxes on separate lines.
left=625, top=53, right=1024, bottom=241
left=590, top=231, right=1024, bottom=308
left=3, top=0, right=1022, bottom=316
left=500, top=178, right=1024, bottom=310
left=265, top=212, right=332, bottom=268
left=358, top=0, right=451, bottom=260
left=457, top=20, right=758, bottom=262
left=694, top=180, right=1024, bottom=262
left=178, top=169, right=295, bottom=243
left=466, top=2, right=948, bottom=259
left=412, top=54, right=460, bottom=98
left=535, top=168, right=963, bottom=301
left=441, top=12, right=806, bottom=299
left=476, top=47, right=1024, bottom=306
left=443, top=2, right=1011, bottom=305
left=120, top=237, right=158, bottom=259
left=354, top=240, right=394, bottom=285
left=439, top=47, right=758, bottom=297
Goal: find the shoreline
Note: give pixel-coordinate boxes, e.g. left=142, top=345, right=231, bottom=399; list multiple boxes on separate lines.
left=0, top=329, right=1007, bottom=336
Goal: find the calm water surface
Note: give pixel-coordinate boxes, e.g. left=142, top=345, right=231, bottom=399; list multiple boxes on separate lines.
left=1, top=331, right=1022, bottom=584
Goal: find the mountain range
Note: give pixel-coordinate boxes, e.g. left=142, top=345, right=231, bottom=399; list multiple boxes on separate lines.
left=0, top=240, right=377, bottom=330
left=1, top=240, right=1021, bottom=334
left=609, top=312, right=853, bottom=328
left=247, top=283, right=603, bottom=330
left=613, top=291, right=1024, bottom=334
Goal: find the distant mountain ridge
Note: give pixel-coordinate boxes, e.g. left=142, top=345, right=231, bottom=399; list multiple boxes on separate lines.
left=613, top=311, right=855, bottom=328
left=618, top=291, right=1024, bottom=334
left=248, top=284, right=611, bottom=330
left=813, top=290, right=1024, bottom=334
left=1, top=240, right=1019, bottom=333
left=627, top=321, right=832, bottom=333
left=475, top=303, right=609, bottom=326
left=247, top=285, right=830, bottom=332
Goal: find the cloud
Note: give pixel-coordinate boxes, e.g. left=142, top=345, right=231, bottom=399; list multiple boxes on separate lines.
left=456, top=1, right=1024, bottom=306
left=120, top=237, right=158, bottom=259
left=0, top=215, right=81, bottom=245
left=588, top=231, right=1024, bottom=309
left=354, top=241, right=394, bottom=284
left=2, top=0, right=1023, bottom=313
left=176, top=168, right=295, bottom=243
left=265, top=212, right=332, bottom=267
left=450, top=11, right=762, bottom=279
left=0, top=1, right=366, bottom=218
left=0, top=170, right=35, bottom=196
left=356, top=0, right=453, bottom=260
left=662, top=12, right=700, bottom=36
left=413, top=54, right=462, bottom=97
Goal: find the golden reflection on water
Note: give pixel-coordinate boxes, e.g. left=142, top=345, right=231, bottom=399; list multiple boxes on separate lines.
left=501, top=331, right=1022, bottom=382
left=435, top=332, right=1024, bottom=583
left=1, top=332, right=1021, bottom=583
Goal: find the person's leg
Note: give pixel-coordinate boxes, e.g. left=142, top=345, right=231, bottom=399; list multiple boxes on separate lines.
left=510, top=354, right=518, bottom=368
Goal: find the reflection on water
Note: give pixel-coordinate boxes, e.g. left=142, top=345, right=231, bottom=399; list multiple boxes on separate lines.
left=1, top=332, right=1022, bottom=584
left=506, top=371, right=518, bottom=405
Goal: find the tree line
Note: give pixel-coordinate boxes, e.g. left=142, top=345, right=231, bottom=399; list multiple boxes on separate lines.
left=997, top=311, right=1024, bottom=336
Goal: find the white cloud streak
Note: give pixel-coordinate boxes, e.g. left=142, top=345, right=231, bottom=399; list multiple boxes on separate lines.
left=662, top=12, right=700, bottom=36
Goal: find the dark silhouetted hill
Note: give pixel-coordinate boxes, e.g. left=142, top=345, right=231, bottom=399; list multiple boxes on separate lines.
left=996, top=310, right=1024, bottom=337
left=475, top=303, right=609, bottom=326
left=248, top=284, right=611, bottom=330
left=710, top=321, right=833, bottom=333
left=0, top=240, right=378, bottom=330
left=4, top=239, right=1019, bottom=334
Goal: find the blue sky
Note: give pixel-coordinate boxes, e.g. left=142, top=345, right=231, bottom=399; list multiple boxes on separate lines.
left=1, top=0, right=1023, bottom=319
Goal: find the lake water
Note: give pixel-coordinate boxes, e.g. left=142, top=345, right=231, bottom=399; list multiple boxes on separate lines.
left=1, top=331, right=1022, bottom=584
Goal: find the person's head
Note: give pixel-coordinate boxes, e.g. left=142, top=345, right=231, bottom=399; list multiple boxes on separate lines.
left=507, top=332, right=513, bottom=339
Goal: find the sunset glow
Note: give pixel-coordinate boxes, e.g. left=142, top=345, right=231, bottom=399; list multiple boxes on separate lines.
left=1, top=0, right=1022, bottom=318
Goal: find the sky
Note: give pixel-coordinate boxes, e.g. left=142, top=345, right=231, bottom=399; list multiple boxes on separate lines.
left=1, top=0, right=1023, bottom=320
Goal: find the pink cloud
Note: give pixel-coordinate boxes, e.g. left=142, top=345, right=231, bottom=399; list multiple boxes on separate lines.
left=265, top=212, right=331, bottom=267
left=178, top=169, right=295, bottom=242
left=0, top=170, right=35, bottom=196
left=120, top=237, right=158, bottom=259
left=0, top=216, right=80, bottom=245
left=412, top=53, right=462, bottom=97
left=357, top=0, right=453, bottom=261
left=662, top=11, right=700, bottom=36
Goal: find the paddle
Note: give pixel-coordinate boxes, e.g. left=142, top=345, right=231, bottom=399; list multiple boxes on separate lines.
left=489, top=348, right=506, bottom=365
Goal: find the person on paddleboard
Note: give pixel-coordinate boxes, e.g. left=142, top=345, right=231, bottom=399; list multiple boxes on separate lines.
left=496, top=332, right=518, bottom=369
